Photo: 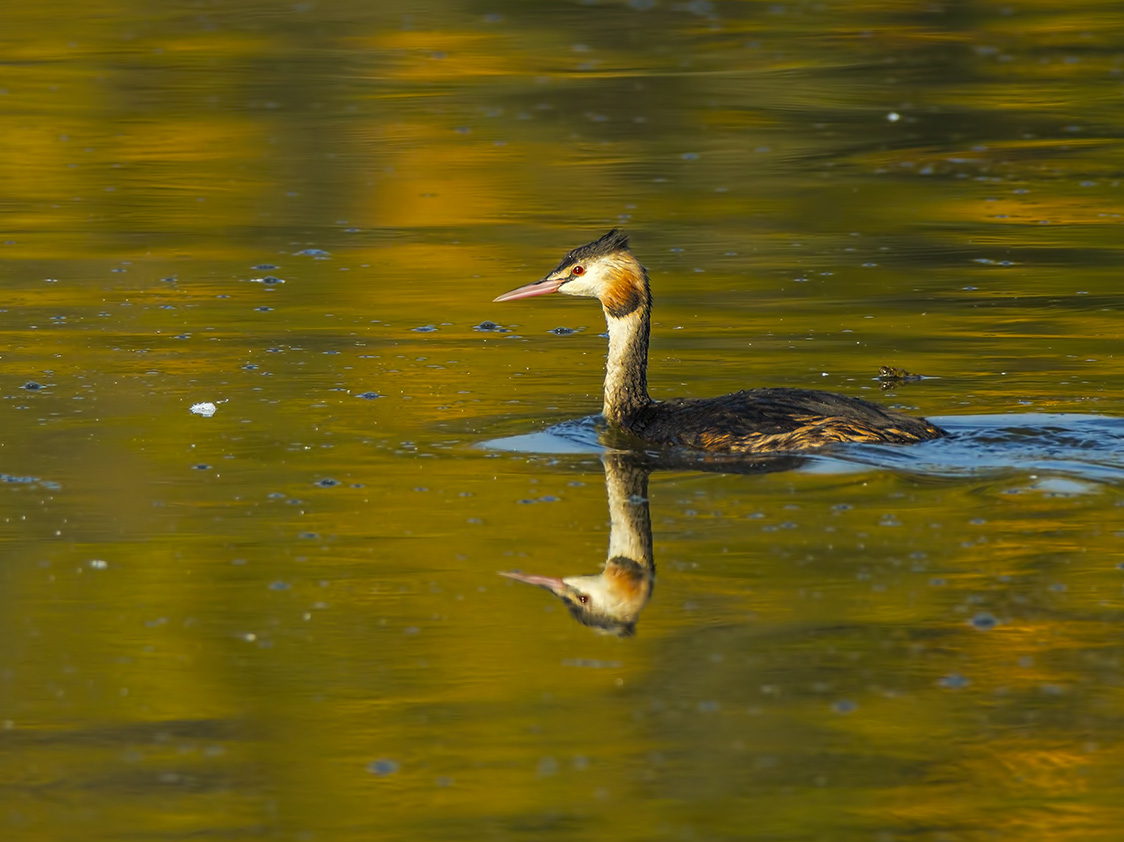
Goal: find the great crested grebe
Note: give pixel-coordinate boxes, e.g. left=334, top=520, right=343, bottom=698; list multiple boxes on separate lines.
left=494, top=229, right=946, bottom=453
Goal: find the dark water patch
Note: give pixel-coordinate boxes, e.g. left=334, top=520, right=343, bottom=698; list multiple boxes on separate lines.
left=473, top=320, right=510, bottom=332
left=0, top=717, right=252, bottom=749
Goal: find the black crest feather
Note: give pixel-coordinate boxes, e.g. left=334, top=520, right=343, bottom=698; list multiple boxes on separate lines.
left=556, top=229, right=631, bottom=271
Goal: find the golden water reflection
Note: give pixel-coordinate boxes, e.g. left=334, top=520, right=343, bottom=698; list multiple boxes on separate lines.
left=3, top=0, right=1124, bottom=840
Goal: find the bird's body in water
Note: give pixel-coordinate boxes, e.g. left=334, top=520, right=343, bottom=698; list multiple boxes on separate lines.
left=494, top=229, right=946, bottom=453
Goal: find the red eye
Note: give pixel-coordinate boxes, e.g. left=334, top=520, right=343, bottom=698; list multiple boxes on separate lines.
left=578, top=594, right=589, bottom=604
left=572, top=265, right=585, bottom=276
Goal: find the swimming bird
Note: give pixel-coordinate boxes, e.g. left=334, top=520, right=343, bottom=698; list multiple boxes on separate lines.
left=494, top=229, right=945, bottom=453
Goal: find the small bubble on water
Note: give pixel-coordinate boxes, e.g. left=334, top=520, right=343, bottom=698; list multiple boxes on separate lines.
left=970, top=612, right=999, bottom=631
left=367, top=759, right=399, bottom=776
left=939, top=673, right=970, bottom=689
left=474, top=320, right=509, bottom=332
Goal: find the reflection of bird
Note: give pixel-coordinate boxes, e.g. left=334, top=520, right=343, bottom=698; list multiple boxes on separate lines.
left=501, top=453, right=654, bottom=637
left=500, top=452, right=799, bottom=637
left=495, top=229, right=946, bottom=453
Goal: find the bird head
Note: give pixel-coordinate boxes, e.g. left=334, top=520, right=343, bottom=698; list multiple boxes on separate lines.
left=493, top=229, right=647, bottom=318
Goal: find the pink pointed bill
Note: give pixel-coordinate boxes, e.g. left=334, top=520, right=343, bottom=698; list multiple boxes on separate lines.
left=493, top=277, right=565, bottom=302
left=499, top=570, right=568, bottom=594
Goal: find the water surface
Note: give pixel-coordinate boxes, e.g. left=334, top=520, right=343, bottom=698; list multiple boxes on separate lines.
left=3, top=2, right=1124, bottom=840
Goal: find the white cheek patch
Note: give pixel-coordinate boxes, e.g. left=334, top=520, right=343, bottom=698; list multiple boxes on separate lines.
left=559, top=277, right=600, bottom=298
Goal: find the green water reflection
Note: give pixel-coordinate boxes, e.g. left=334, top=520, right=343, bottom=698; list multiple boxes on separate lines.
left=3, top=1, right=1124, bottom=840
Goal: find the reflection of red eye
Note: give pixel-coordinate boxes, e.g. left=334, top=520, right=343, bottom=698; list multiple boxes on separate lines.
left=572, top=265, right=585, bottom=276
left=578, top=594, right=589, bottom=604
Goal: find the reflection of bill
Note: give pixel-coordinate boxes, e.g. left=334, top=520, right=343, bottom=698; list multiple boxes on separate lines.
left=500, top=452, right=654, bottom=638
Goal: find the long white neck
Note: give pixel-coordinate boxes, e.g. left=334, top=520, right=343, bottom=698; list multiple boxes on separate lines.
left=602, top=300, right=651, bottom=424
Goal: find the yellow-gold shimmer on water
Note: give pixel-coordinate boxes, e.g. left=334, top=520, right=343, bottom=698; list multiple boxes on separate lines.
left=494, top=229, right=946, bottom=454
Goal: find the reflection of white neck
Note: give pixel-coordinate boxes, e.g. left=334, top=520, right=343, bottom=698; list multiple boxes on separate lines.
left=604, top=453, right=653, bottom=569
left=602, top=305, right=651, bottom=425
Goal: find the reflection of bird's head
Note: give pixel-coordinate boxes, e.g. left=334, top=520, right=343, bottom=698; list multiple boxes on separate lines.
left=500, top=555, right=653, bottom=638
left=493, top=229, right=649, bottom=319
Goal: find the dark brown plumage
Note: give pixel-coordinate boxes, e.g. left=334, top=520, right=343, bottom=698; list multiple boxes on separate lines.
left=494, top=229, right=946, bottom=454
left=622, top=387, right=943, bottom=452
